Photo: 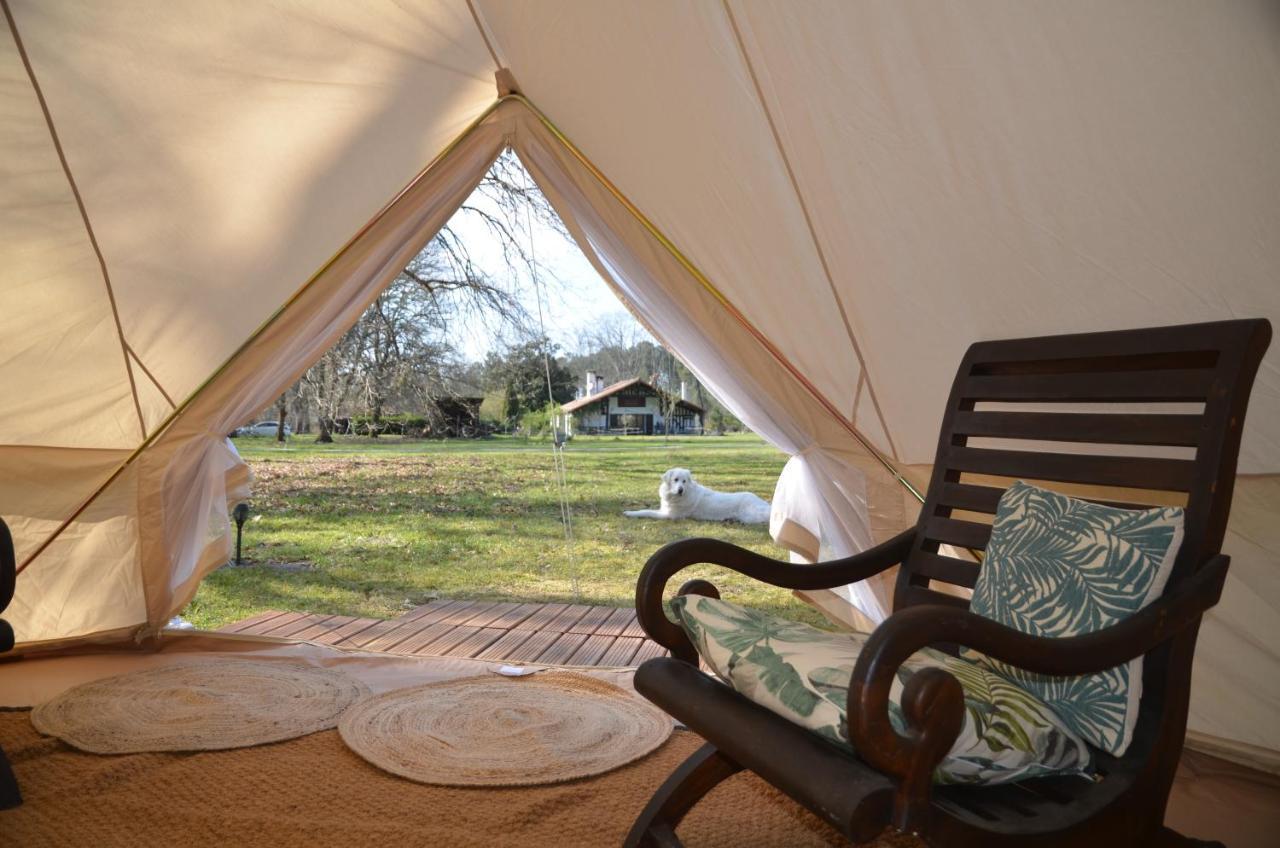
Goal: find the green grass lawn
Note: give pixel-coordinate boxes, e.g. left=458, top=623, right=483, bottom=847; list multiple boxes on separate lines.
left=182, top=433, right=827, bottom=629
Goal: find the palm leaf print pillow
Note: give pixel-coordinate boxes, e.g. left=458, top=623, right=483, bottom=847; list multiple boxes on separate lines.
left=968, top=481, right=1185, bottom=755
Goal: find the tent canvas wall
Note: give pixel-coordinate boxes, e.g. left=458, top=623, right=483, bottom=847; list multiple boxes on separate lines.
left=2, top=1, right=1277, bottom=769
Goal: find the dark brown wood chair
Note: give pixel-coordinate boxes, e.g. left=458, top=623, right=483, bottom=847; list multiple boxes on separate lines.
left=627, top=319, right=1271, bottom=848
left=0, top=518, right=21, bottom=809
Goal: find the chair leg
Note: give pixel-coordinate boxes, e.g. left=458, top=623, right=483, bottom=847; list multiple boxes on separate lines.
left=0, top=745, right=21, bottom=810
left=624, top=743, right=742, bottom=848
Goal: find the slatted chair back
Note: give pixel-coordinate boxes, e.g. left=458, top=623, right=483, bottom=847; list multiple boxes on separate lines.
left=896, top=319, right=1271, bottom=612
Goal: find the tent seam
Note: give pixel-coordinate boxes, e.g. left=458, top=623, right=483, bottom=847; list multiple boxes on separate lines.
left=2, top=0, right=148, bottom=442
left=465, top=0, right=503, bottom=69
left=721, top=0, right=901, bottom=462
left=851, top=372, right=866, bottom=424
left=127, top=344, right=177, bottom=409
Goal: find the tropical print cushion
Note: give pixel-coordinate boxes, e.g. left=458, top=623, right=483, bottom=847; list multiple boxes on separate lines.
left=967, top=481, right=1184, bottom=755
left=670, top=594, right=1091, bottom=785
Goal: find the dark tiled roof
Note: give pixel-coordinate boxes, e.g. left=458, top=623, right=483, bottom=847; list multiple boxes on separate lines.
left=561, top=377, right=706, bottom=413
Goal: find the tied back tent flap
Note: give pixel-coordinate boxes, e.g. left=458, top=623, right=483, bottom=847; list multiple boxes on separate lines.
left=1, top=1, right=1277, bottom=770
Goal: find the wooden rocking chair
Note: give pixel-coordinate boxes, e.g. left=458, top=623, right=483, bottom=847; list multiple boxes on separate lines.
left=627, top=319, right=1271, bottom=847
left=0, top=518, right=21, bottom=809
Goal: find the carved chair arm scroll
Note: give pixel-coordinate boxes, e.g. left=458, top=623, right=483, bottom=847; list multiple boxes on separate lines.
left=634, top=529, right=916, bottom=663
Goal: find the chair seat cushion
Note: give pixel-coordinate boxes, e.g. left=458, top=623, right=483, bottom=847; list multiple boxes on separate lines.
left=967, top=482, right=1185, bottom=755
left=670, top=594, right=1092, bottom=786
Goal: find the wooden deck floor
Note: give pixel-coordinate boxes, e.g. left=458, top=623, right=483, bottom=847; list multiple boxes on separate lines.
left=218, top=600, right=670, bottom=668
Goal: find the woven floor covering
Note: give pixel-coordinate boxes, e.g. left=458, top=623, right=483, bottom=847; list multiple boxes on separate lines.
left=0, top=711, right=919, bottom=848
left=339, top=673, right=673, bottom=786
left=30, top=658, right=368, bottom=753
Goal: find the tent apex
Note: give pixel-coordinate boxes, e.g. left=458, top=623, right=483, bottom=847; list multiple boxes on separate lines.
left=495, top=68, right=521, bottom=98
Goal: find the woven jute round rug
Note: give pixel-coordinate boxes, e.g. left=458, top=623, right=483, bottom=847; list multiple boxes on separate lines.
left=31, top=658, right=369, bottom=754
left=339, top=671, right=673, bottom=786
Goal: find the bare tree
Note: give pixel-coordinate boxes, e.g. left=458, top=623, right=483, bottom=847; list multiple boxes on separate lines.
left=301, top=322, right=367, bottom=443
left=291, top=149, right=565, bottom=440
left=274, top=393, right=288, bottom=442
left=572, top=312, right=655, bottom=382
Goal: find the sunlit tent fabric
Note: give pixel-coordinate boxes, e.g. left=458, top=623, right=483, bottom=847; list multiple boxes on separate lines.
left=2, top=1, right=1277, bottom=769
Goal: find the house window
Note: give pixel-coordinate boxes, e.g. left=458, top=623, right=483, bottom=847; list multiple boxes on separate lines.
left=616, top=394, right=646, bottom=407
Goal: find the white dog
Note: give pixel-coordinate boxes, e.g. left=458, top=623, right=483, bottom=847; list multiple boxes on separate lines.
left=624, top=467, right=771, bottom=524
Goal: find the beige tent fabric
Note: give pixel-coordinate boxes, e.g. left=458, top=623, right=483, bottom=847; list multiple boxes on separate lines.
left=1190, top=476, right=1280, bottom=761
left=2, top=0, right=1277, bottom=762
left=9, top=114, right=511, bottom=646
left=3, top=0, right=496, bottom=431
left=476, top=0, right=1280, bottom=470
left=0, top=33, right=143, bottom=452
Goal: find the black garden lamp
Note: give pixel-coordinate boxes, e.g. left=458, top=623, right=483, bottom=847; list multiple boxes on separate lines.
left=232, top=502, right=250, bottom=566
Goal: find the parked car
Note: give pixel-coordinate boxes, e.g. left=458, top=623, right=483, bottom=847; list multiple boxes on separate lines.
left=232, top=421, right=292, bottom=438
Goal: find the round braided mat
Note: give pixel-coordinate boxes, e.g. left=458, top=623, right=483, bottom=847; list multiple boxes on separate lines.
left=338, top=672, right=673, bottom=786
left=31, top=658, right=369, bottom=754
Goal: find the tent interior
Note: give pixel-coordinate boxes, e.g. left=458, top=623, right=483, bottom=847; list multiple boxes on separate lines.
left=2, top=1, right=1278, bottom=846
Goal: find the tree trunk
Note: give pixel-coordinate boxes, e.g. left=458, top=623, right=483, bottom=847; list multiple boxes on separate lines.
left=275, top=394, right=288, bottom=442
left=292, top=394, right=311, bottom=435
left=316, top=417, right=333, bottom=444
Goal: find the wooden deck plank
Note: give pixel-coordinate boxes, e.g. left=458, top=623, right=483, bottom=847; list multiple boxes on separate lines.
left=598, top=636, right=644, bottom=667
left=499, top=629, right=561, bottom=663
left=242, top=611, right=305, bottom=636
left=621, top=614, right=650, bottom=639
left=357, top=619, right=437, bottom=653
left=312, top=617, right=382, bottom=646
left=567, top=605, right=615, bottom=635
left=219, top=602, right=671, bottom=668
left=252, top=612, right=312, bottom=636
left=595, top=607, right=636, bottom=637
left=403, top=599, right=480, bottom=625
left=357, top=601, right=491, bottom=652
left=386, top=621, right=458, bottom=654
left=439, top=600, right=504, bottom=626
left=218, top=610, right=289, bottom=634
left=534, top=631, right=589, bottom=665
left=519, top=603, right=569, bottom=631
left=444, top=627, right=507, bottom=658
left=486, top=602, right=544, bottom=630
left=340, top=617, right=410, bottom=650
left=566, top=633, right=615, bottom=666
left=396, top=598, right=470, bottom=623
left=474, top=628, right=539, bottom=661
left=270, top=614, right=339, bottom=639
left=292, top=614, right=359, bottom=642
left=630, top=640, right=669, bottom=665
left=544, top=604, right=593, bottom=634
left=413, top=625, right=484, bottom=656
left=461, top=602, right=523, bottom=628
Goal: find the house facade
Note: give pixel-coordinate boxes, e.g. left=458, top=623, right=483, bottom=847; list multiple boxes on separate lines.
left=561, top=372, right=704, bottom=435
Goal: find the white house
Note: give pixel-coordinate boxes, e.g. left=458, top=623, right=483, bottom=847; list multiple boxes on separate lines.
left=561, top=372, right=705, bottom=435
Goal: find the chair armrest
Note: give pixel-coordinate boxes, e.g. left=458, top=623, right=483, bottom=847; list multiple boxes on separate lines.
left=634, top=528, right=915, bottom=663
left=845, top=553, right=1230, bottom=830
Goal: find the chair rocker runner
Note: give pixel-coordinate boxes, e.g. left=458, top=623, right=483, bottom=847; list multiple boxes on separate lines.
left=627, top=319, right=1271, bottom=847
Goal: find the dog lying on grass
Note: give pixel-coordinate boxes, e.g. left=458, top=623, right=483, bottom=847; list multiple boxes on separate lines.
left=623, top=467, right=770, bottom=524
